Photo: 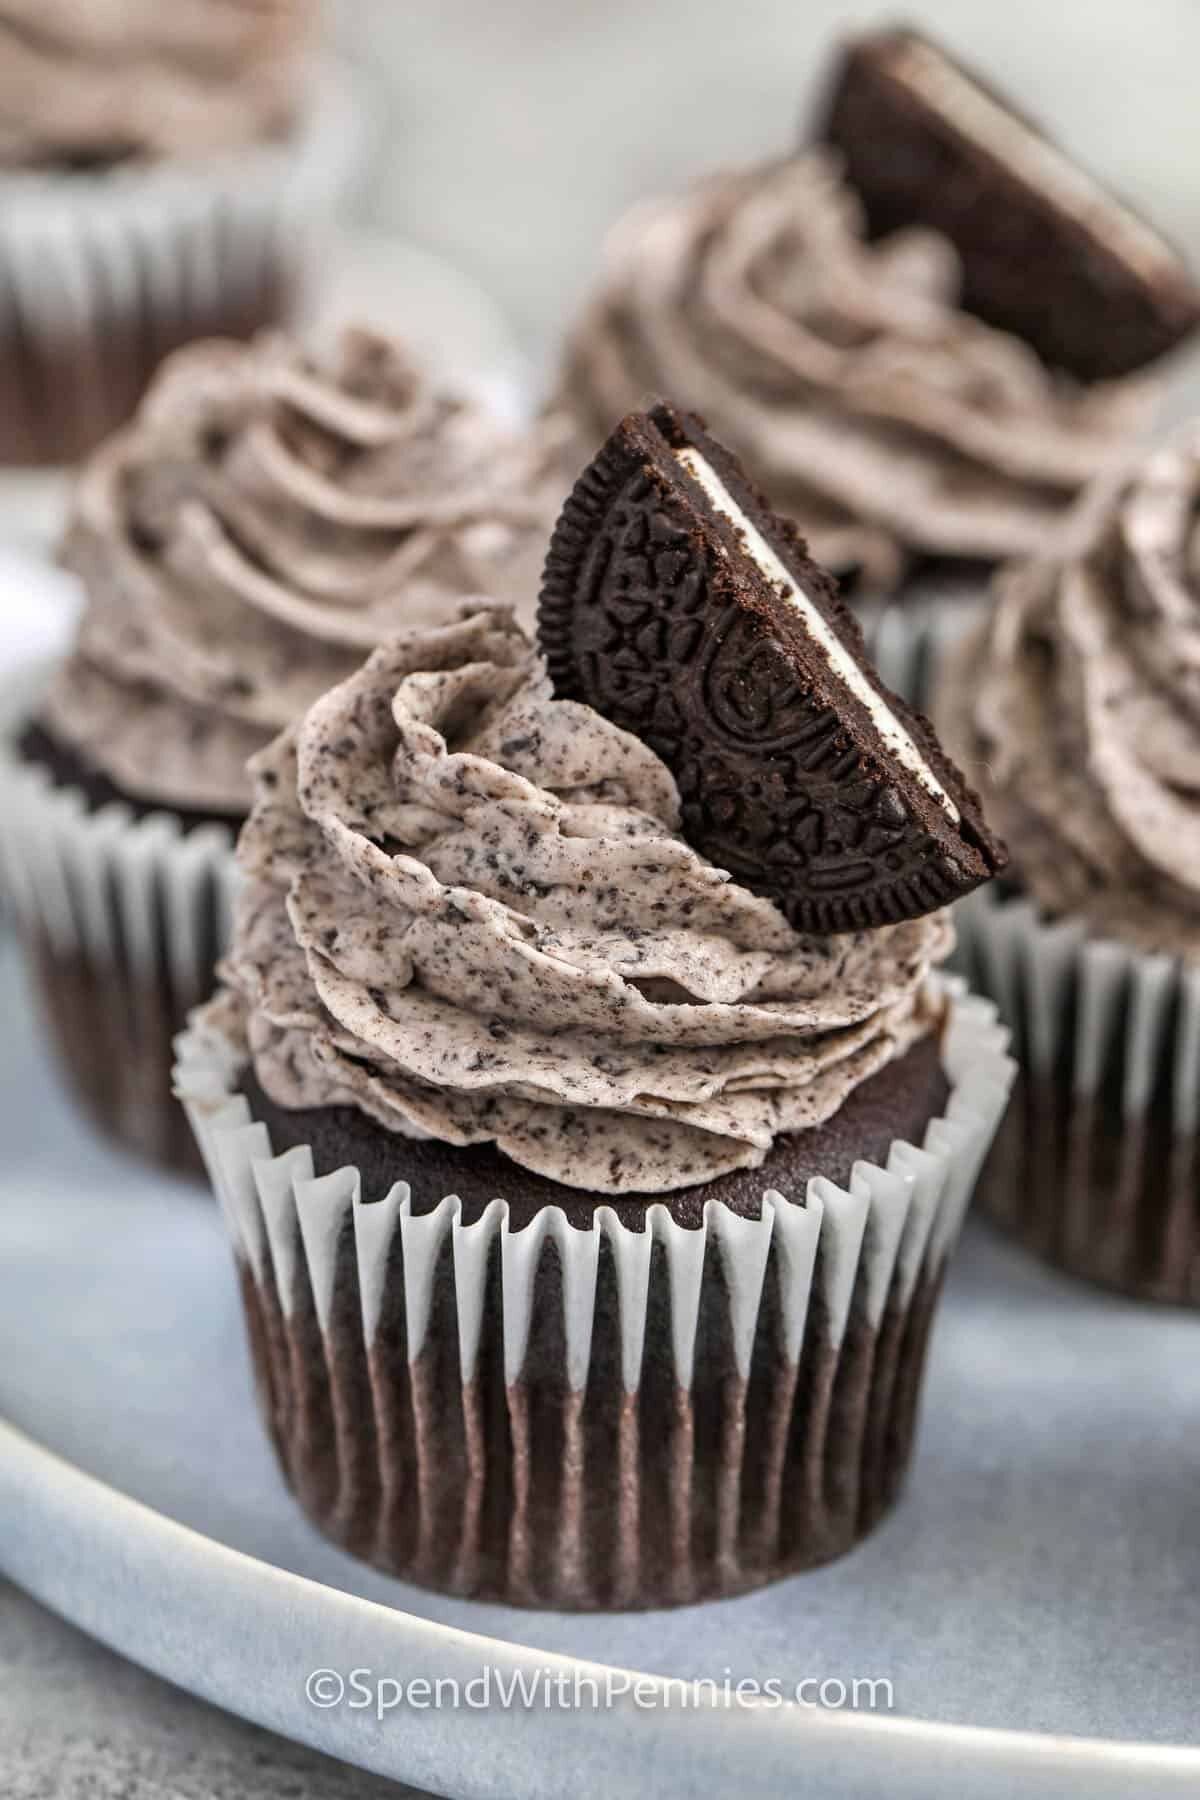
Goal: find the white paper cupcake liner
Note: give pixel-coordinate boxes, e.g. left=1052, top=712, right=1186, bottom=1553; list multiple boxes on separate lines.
left=175, top=980, right=1012, bottom=1609
left=855, top=584, right=989, bottom=711
left=955, top=885, right=1200, bottom=1304
left=0, top=61, right=363, bottom=465
left=0, top=664, right=238, bottom=1170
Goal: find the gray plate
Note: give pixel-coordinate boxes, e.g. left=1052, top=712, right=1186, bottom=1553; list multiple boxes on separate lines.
left=1, top=939, right=1198, bottom=1799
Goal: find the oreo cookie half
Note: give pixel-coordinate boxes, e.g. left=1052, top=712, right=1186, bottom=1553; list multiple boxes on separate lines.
left=819, top=26, right=1200, bottom=381
left=538, top=402, right=1006, bottom=934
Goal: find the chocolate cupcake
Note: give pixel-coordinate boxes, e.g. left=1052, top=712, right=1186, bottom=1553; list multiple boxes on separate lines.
left=816, top=23, right=1200, bottom=706
left=554, top=150, right=1154, bottom=599
left=936, top=433, right=1200, bottom=1303
left=554, top=23, right=1200, bottom=714
left=0, top=0, right=359, bottom=465
left=820, top=26, right=1200, bottom=383
left=177, top=408, right=1013, bottom=1608
left=0, top=325, right=560, bottom=1171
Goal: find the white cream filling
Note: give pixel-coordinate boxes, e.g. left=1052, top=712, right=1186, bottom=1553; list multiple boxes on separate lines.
left=675, top=446, right=960, bottom=822
left=889, top=39, right=1175, bottom=284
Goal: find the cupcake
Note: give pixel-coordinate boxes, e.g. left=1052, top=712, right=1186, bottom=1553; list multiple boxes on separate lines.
left=555, top=150, right=1154, bottom=598
left=177, top=405, right=1013, bottom=1608
left=819, top=21, right=1200, bottom=702
left=555, top=26, right=1200, bottom=704
left=820, top=26, right=1200, bottom=383
left=0, top=0, right=359, bottom=465
left=937, top=434, right=1200, bottom=1303
left=0, top=325, right=561, bottom=1171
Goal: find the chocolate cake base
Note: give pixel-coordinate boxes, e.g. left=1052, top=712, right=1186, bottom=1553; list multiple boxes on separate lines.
left=226, top=1033, right=959, bottom=1608
left=978, top=1073, right=1200, bottom=1306
left=29, top=936, right=216, bottom=1175
left=956, top=886, right=1200, bottom=1306
left=239, top=1250, right=947, bottom=1610
left=240, top=1031, right=949, bottom=1229
left=0, top=274, right=292, bottom=467
left=14, top=721, right=240, bottom=1176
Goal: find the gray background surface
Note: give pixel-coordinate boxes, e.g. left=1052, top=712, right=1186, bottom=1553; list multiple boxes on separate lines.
left=0, top=1582, right=419, bottom=1800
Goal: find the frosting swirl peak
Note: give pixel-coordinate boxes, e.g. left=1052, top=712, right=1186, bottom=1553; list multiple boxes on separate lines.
left=225, top=609, right=952, bottom=1195
left=556, top=151, right=1154, bottom=590
left=46, top=328, right=559, bottom=814
left=938, top=433, right=1200, bottom=957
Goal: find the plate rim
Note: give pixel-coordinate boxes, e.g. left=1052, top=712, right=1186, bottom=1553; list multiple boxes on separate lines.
left=2, top=1416, right=1198, bottom=1799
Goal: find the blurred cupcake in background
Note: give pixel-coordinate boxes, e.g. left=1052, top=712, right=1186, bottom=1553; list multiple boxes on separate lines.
left=554, top=25, right=1200, bottom=700
left=936, top=433, right=1200, bottom=1304
left=820, top=26, right=1200, bottom=384
left=555, top=150, right=1151, bottom=597
left=0, top=324, right=562, bottom=1171
left=817, top=22, right=1200, bottom=697
left=0, top=0, right=360, bottom=466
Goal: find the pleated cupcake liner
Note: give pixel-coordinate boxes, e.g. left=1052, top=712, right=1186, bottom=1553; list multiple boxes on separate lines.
left=955, top=886, right=1200, bottom=1304
left=175, top=981, right=1013, bottom=1610
left=854, top=583, right=988, bottom=711
left=0, top=666, right=238, bottom=1172
left=0, top=62, right=363, bottom=466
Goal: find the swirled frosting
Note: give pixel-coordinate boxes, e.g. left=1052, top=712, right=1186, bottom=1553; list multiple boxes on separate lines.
left=937, top=434, right=1200, bottom=958
left=44, top=328, right=561, bottom=815
left=0, top=0, right=313, bottom=166
left=221, top=607, right=953, bottom=1195
left=556, top=151, right=1154, bottom=591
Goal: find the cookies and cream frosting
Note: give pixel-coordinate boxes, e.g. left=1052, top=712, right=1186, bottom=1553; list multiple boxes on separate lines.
left=218, top=607, right=952, bottom=1195
left=557, top=150, right=1154, bottom=590
left=0, top=0, right=313, bottom=166
left=938, top=435, right=1200, bottom=958
left=44, top=328, right=560, bottom=815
